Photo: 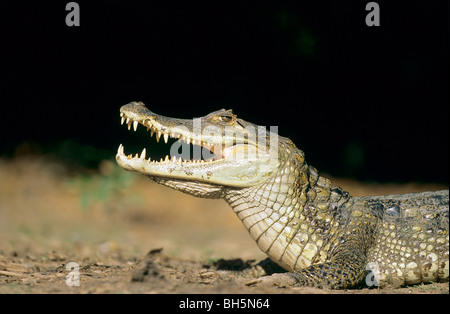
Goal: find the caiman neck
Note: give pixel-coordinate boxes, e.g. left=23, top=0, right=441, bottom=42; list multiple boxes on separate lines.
left=224, top=147, right=352, bottom=271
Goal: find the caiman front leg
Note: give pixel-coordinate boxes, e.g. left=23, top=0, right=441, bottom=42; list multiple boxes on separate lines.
left=250, top=240, right=369, bottom=289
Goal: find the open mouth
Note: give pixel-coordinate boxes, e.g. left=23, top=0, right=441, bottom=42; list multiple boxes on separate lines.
left=115, top=102, right=279, bottom=187
left=117, top=111, right=228, bottom=164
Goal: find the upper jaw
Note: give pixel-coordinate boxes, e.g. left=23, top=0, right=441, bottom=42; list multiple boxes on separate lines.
left=119, top=101, right=254, bottom=155
left=120, top=101, right=201, bottom=147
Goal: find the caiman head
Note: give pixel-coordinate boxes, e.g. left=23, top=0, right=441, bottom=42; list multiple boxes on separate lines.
left=116, top=101, right=295, bottom=198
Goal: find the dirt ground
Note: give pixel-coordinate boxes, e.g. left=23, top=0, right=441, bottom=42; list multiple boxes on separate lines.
left=0, top=156, right=448, bottom=294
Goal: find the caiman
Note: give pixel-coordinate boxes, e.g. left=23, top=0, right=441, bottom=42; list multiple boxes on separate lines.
left=116, top=101, right=449, bottom=289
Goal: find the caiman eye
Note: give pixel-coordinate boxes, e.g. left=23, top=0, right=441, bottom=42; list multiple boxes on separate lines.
left=219, top=115, right=233, bottom=123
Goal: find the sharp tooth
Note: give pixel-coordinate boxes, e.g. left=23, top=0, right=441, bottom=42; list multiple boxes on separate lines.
left=120, top=112, right=124, bottom=117
left=134, top=153, right=139, bottom=158
left=163, top=133, right=169, bottom=144
left=164, top=155, right=169, bottom=162
left=147, top=156, right=151, bottom=162
left=150, top=129, right=154, bottom=137
left=159, top=158, right=163, bottom=163
left=156, top=131, right=161, bottom=142
left=121, top=117, right=125, bottom=125
left=172, top=155, right=176, bottom=162
left=140, top=148, right=146, bottom=159
left=126, top=118, right=130, bottom=124
left=133, top=121, right=139, bottom=131
left=117, top=144, right=122, bottom=155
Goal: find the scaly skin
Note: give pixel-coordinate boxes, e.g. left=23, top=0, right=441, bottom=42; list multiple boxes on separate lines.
left=116, top=101, right=449, bottom=289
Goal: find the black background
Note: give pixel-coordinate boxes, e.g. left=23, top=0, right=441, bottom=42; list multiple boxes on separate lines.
left=1, top=1, right=449, bottom=183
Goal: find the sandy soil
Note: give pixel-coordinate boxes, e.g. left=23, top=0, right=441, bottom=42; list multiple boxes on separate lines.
left=0, top=156, right=448, bottom=294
